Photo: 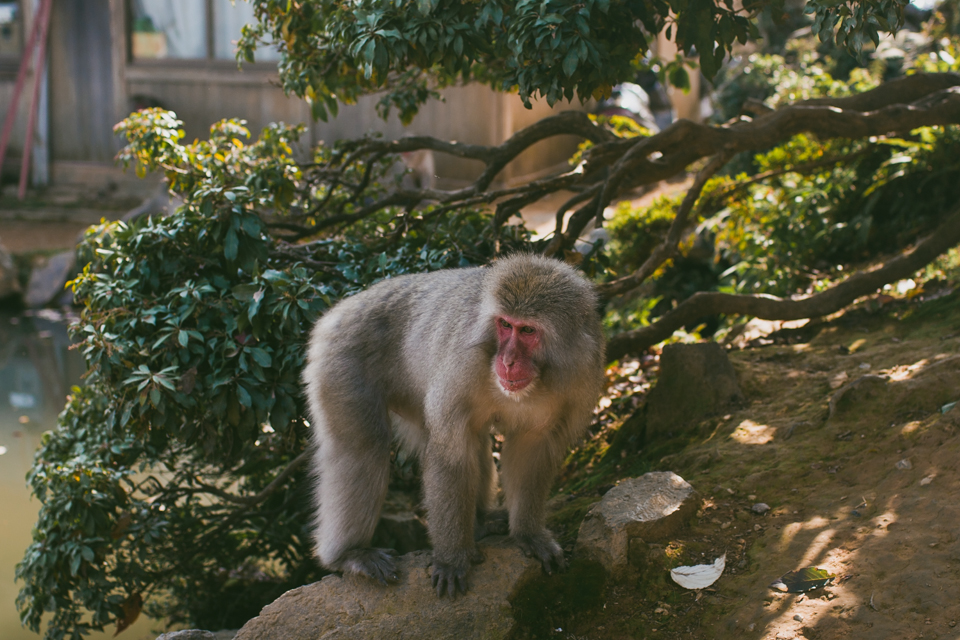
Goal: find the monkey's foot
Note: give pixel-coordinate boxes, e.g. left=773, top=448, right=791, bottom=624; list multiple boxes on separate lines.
left=431, top=555, right=471, bottom=598
left=474, top=509, right=510, bottom=540
left=339, top=548, right=399, bottom=585
left=513, top=530, right=566, bottom=574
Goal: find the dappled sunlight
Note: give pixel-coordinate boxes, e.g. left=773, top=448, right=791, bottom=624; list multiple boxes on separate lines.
left=796, top=523, right=835, bottom=568
left=730, top=419, right=776, bottom=445
left=901, top=420, right=922, bottom=435
left=744, top=489, right=948, bottom=640
left=887, top=353, right=960, bottom=381
left=777, top=516, right=830, bottom=557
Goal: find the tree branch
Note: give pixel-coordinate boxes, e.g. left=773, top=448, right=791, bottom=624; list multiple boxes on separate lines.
left=191, top=450, right=310, bottom=507
left=597, top=151, right=733, bottom=299
left=605, top=202, right=960, bottom=361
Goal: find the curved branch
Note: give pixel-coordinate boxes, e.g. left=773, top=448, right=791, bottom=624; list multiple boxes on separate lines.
left=191, top=450, right=310, bottom=507
left=585, top=81, right=960, bottom=219
left=605, top=202, right=960, bottom=361
left=799, top=71, right=960, bottom=112
left=598, top=151, right=733, bottom=299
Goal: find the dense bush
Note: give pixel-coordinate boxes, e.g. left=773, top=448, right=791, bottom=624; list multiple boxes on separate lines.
left=15, top=111, right=529, bottom=637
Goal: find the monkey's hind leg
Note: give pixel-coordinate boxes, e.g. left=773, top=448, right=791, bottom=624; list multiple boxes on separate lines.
left=474, top=433, right=508, bottom=541
left=310, top=407, right=397, bottom=585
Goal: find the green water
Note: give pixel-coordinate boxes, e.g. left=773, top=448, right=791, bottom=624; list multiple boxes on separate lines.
left=0, top=312, right=157, bottom=640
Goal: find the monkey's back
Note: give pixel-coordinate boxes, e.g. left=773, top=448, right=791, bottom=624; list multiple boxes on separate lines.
left=302, top=266, right=491, bottom=431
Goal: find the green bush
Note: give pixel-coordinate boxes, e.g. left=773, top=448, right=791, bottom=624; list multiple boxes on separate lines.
left=16, top=110, right=529, bottom=638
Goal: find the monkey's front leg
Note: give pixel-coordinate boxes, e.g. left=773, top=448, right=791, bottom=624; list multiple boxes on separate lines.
left=500, top=431, right=566, bottom=573
left=421, top=433, right=482, bottom=597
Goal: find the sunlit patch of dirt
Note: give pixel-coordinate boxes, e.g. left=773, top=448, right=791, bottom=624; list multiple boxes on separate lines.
left=544, top=291, right=960, bottom=640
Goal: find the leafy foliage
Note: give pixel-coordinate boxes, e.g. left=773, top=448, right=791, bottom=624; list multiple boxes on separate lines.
left=235, top=0, right=908, bottom=122
left=15, top=109, right=529, bottom=638
left=608, top=27, right=960, bottom=315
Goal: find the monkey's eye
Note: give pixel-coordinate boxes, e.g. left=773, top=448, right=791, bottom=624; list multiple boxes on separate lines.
left=520, top=326, right=536, bottom=335
left=499, top=319, right=512, bottom=329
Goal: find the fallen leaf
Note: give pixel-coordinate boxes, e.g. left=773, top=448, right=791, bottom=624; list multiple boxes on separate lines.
left=770, top=567, right=835, bottom=593
left=115, top=592, right=142, bottom=636
left=671, top=554, right=725, bottom=590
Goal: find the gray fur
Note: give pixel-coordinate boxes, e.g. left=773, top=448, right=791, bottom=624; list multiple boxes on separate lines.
left=302, top=254, right=605, bottom=595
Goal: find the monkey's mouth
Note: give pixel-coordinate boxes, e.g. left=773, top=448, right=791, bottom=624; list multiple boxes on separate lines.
left=499, top=377, right=532, bottom=393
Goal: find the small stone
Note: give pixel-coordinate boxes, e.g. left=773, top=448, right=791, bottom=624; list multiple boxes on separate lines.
left=920, top=475, right=934, bottom=486
left=754, top=524, right=762, bottom=531
left=895, top=458, right=912, bottom=470
left=751, top=503, right=770, bottom=515
left=748, top=494, right=757, bottom=500
left=793, top=614, right=804, bottom=622
left=576, top=472, right=698, bottom=575
left=721, top=521, right=732, bottom=529
left=746, top=623, right=756, bottom=631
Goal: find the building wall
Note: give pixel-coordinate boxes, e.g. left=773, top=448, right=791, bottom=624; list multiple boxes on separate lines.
left=0, top=0, right=588, bottom=190
left=48, top=0, right=117, bottom=162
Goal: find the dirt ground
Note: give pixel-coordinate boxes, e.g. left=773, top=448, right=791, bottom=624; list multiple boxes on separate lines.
left=545, top=289, right=960, bottom=640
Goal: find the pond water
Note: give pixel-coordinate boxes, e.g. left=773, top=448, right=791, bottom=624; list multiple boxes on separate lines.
left=0, top=312, right=157, bottom=640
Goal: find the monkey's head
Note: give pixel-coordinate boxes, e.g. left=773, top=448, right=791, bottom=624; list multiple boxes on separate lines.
left=484, top=255, right=601, bottom=398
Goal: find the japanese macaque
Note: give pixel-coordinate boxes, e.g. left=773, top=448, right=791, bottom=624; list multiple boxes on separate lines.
left=302, top=254, right=605, bottom=596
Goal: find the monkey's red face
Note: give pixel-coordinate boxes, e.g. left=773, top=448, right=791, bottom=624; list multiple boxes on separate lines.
left=494, top=315, right=541, bottom=394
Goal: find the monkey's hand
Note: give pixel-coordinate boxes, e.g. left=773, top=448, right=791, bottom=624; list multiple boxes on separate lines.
left=513, top=530, right=566, bottom=574
left=340, top=548, right=399, bottom=585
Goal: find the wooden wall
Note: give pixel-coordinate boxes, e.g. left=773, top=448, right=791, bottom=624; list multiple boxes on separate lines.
left=0, top=0, right=587, bottom=189
left=48, top=0, right=118, bottom=162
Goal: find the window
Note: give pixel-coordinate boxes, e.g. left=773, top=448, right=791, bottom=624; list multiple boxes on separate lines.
left=130, top=0, right=279, bottom=63
left=0, top=1, right=22, bottom=59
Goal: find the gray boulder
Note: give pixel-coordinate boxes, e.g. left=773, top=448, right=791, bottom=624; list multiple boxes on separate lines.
left=156, top=631, right=236, bottom=640
left=25, top=250, right=75, bottom=308
left=233, top=538, right=540, bottom=640
left=576, top=472, right=698, bottom=576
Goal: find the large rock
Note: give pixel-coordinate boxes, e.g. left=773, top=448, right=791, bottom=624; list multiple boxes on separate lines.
left=233, top=538, right=540, bottom=640
left=576, top=472, right=697, bottom=576
left=25, top=250, right=76, bottom=308
left=645, top=342, right=742, bottom=440
left=156, top=631, right=236, bottom=640
left=0, top=237, right=20, bottom=300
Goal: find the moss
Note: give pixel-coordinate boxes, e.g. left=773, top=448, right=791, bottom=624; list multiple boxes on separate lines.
left=508, top=558, right=608, bottom=639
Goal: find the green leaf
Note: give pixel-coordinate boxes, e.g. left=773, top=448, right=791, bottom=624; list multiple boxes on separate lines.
left=236, top=384, right=252, bottom=408
left=249, top=348, right=273, bottom=367
left=562, top=47, right=580, bottom=77
left=770, top=567, right=836, bottom=593
left=224, top=228, right=239, bottom=261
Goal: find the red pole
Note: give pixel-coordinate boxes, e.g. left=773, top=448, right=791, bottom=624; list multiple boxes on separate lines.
left=0, top=0, right=50, bottom=183
left=18, top=0, right=53, bottom=200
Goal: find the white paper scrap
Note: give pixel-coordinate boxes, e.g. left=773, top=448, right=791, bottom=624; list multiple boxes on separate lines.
left=670, top=554, right=726, bottom=590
